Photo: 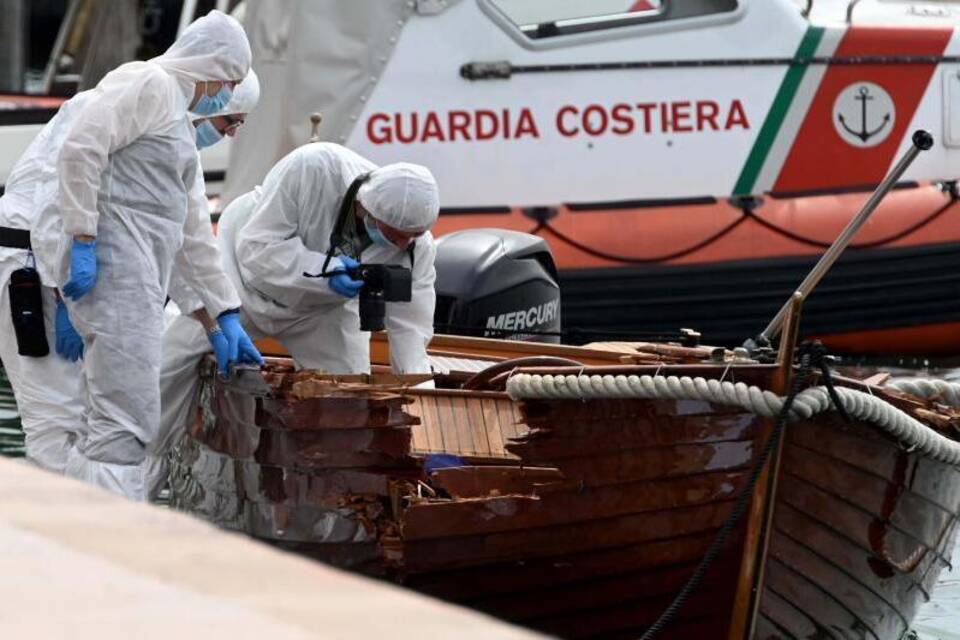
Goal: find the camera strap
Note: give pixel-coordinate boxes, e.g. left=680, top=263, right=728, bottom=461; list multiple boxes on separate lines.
left=321, top=171, right=372, bottom=276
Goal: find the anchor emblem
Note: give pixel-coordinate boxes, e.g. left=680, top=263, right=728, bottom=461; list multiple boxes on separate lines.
left=838, top=86, right=891, bottom=142
left=832, top=82, right=896, bottom=148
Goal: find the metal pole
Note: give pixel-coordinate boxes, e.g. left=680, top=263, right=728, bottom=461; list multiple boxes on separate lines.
left=0, top=0, right=27, bottom=93
left=40, top=0, right=82, bottom=94
left=761, top=129, right=933, bottom=342
left=177, top=0, right=200, bottom=40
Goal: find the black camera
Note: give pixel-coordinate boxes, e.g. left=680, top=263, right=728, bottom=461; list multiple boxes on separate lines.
left=347, top=264, right=412, bottom=331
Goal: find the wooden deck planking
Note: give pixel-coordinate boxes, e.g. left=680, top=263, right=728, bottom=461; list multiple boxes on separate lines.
left=499, top=400, right=524, bottom=445
left=450, top=395, right=479, bottom=457
left=407, top=396, right=432, bottom=452
left=429, top=394, right=455, bottom=453
left=407, top=394, right=521, bottom=459
left=481, top=397, right=508, bottom=458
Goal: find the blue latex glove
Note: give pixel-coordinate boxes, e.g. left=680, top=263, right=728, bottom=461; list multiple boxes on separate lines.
left=215, top=310, right=264, bottom=376
left=328, top=255, right=364, bottom=298
left=62, top=238, right=98, bottom=300
left=206, top=327, right=231, bottom=376
left=54, top=299, right=83, bottom=362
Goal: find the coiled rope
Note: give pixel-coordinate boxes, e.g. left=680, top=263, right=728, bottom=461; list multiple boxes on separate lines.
left=506, top=373, right=960, bottom=465
left=888, top=378, right=960, bottom=409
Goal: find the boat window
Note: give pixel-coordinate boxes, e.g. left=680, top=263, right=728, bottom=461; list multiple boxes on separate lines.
left=482, top=0, right=739, bottom=41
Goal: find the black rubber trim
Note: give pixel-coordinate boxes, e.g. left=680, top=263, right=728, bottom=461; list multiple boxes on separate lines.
left=0, top=107, right=57, bottom=126
left=439, top=206, right=513, bottom=215
left=557, top=241, right=960, bottom=350
left=768, top=181, right=920, bottom=200
left=435, top=198, right=719, bottom=214
left=566, top=195, right=718, bottom=211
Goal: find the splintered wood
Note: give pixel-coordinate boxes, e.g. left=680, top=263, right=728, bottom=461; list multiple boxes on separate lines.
left=289, top=373, right=435, bottom=399
left=276, top=365, right=527, bottom=461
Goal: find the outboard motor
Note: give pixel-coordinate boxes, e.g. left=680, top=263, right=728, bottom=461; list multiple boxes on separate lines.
left=433, top=229, right=561, bottom=343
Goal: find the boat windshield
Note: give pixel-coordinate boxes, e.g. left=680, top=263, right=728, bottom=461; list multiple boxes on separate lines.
left=485, top=0, right=739, bottom=40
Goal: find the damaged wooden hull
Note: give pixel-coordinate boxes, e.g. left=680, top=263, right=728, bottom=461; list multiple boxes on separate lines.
left=171, top=356, right=960, bottom=639
left=399, top=391, right=760, bottom=639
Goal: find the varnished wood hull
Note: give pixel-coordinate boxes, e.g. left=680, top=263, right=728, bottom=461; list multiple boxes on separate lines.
left=171, top=361, right=960, bottom=639
left=756, top=415, right=960, bottom=639
left=398, top=391, right=761, bottom=639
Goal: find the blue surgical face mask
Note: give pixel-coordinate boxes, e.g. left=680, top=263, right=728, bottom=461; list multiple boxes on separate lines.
left=192, top=82, right=233, bottom=116
left=364, top=215, right=398, bottom=249
left=195, top=119, right=223, bottom=149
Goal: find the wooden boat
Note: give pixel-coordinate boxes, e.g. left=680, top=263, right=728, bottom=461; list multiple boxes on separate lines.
left=169, top=329, right=960, bottom=639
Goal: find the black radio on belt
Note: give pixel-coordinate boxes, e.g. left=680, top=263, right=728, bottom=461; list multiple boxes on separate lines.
left=8, top=266, right=49, bottom=357
left=1, top=226, right=49, bottom=357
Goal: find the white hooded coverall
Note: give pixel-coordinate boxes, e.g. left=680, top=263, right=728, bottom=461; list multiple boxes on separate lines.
left=0, top=68, right=260, bottom=478
left=0, top=93, right=95, bottom=472
left=146, top=143, right=439, bottom=498
left=27, top=10, right=251, bottom=499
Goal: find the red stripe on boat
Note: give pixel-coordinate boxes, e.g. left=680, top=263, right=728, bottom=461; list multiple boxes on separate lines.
left=773, top=27, right=952, bottom=192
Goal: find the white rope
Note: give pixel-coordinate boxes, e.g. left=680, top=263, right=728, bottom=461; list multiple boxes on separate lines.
left=506, top=373, right=960, bottom=466
left=887, top=378, right=960, bottom=408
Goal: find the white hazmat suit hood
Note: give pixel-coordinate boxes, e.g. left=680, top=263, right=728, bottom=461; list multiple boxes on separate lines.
left=210, top=69, right=260, bottom=118
left=227, top=144, right=438, bottom=374
left=153, top=10, right=251, bottom=85
left=357, top=163, right=439, bottom=232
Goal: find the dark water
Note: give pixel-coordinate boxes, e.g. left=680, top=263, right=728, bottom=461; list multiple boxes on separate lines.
left=0, top=369, right=23, bottom=458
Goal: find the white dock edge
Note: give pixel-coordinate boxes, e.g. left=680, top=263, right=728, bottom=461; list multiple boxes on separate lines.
left=0, top=457, right=545, bottom=640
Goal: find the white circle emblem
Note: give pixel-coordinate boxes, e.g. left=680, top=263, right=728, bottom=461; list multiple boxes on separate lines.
left=832, top=82, right=896, bottom=148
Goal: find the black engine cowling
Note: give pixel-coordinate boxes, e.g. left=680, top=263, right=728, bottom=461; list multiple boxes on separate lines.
left=433, top=229, right=561, bottom=343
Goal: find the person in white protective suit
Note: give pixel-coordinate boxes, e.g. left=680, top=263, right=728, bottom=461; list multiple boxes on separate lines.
left=192, top=69, right=259, bottom=151
left=27, top=11, right=262, bottom=500
left=0, top=68, right=260, bottom=476
left=145, top=143, right=439, bottom=499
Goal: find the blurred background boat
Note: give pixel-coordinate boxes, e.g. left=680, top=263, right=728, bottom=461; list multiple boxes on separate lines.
left=8, top=1, right=960, bottom=353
